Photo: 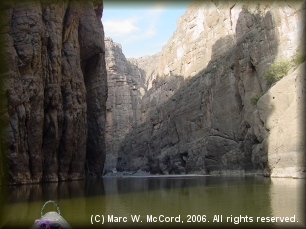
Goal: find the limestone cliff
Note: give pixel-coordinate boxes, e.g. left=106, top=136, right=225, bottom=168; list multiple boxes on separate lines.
left=0, top=0, right=107, bottom=184
left=128, top=53, right=161, bottom=90
left=114, top=1, right=305, bottom=178
left=104, top=37, right=145, bottom=171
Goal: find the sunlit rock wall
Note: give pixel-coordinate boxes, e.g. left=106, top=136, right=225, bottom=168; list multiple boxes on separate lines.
left=258, top=63, right=305, bottom=178
left=115, top=1, right=305, bottom=178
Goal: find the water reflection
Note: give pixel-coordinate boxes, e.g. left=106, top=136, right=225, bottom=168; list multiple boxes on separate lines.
left=2, top=178, right=106, bottom=228
left=269, top=178, right=305, bottom=227
left=1, top=176, right=304, bottom=228
left=6, top=177, right=108, bottom=204
left=102, top=177, right=274, bottom=226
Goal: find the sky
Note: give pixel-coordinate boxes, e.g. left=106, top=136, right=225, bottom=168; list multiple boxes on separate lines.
left=102, top=1, right=189, bottom=58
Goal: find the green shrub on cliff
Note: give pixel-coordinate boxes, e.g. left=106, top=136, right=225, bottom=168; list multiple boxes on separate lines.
left=292, top=52, right=306, bottom=66
left=250, top=94, right=262, bottom=105
left=263, top=58, right=290, bottom=86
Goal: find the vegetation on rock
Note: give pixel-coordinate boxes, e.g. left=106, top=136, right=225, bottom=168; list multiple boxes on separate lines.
left=263, top=58, right=290, bottom=86
left=292, top=52, right=306, bottom=66
left=250, top=94, right=262, bottom=105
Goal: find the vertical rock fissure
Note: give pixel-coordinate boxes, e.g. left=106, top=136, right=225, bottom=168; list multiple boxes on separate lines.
left=1, top=0, right=107, bottom=184
left=230, top=4, right=235, bottom=30
left=78, top=0, right=107, bottom=178
left=83, top=53, right=107, bottom=177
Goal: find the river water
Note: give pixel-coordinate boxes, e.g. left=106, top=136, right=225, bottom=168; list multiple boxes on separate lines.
left=1, top=176, right=305, bottom=228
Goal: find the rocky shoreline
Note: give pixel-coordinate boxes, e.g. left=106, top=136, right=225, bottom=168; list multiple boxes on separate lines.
left=102, top=169, right=208, bottom=178
left=102, top=169, right=271, bottom=178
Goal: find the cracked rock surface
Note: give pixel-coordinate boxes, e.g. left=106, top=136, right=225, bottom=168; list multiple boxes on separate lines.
left=104, top=37, right=145, bottom=170
left=109, top=1, right=305, bottom=178
left=0, top=0, right=107, bottom=184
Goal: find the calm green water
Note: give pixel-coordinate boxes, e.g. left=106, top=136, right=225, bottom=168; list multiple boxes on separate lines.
left=1, top=176, right=305, bottom=228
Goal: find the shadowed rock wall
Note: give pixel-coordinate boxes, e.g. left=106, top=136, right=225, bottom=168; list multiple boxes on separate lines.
left=114, top=1, right=305, bottom=178
left=0, top=0, right=107, bottom=184
left=104, top=37, right=145, bottom=171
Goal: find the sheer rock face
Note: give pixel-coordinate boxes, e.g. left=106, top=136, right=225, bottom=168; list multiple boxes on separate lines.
left=257, top=63, right=305, bottom=178
left=114, top=1, right=305, bottom=178
left=0, top=0, right=107, bottom=184
left=104, top=38, right=145, bottom=170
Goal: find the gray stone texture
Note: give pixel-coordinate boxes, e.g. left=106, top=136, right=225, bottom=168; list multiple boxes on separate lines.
left=0, top=0, right=107, bottom=184
left=111, top=1, right=305, bottom=178
left=104, top=37, right=145, bottom=170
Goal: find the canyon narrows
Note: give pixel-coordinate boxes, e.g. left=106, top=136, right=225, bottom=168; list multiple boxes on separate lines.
left=104, top=1, right=305, bottom=178
left=0, top=1, right=305, bottom=185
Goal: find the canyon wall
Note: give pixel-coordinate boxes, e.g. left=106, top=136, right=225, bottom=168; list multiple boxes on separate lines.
left=104, top=39, right=164, bottom=172
left=0, top=0, right=107, bottom=184
left=104, top=37, right=145, bottom=171
left=109, top=1, right=305, bottom=178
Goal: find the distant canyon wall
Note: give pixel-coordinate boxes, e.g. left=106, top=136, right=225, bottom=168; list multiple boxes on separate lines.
left=104, top=37, right=145, bottom=170
left=105, top=1, right=305, bottom=178
left=104, top=39, right=164, bottom=171
left=0, top=0, right=107, bottom=184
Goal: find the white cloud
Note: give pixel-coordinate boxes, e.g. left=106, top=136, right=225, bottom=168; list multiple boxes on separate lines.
left=103, top=4, right=166, bottom=43
left=127, top=22, right=155, bottom=41
left=104, top=17, right=140, bottom=37
left=122, top=8, right=164, bottom=43
left=102, top=3, right=187, bottom=58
